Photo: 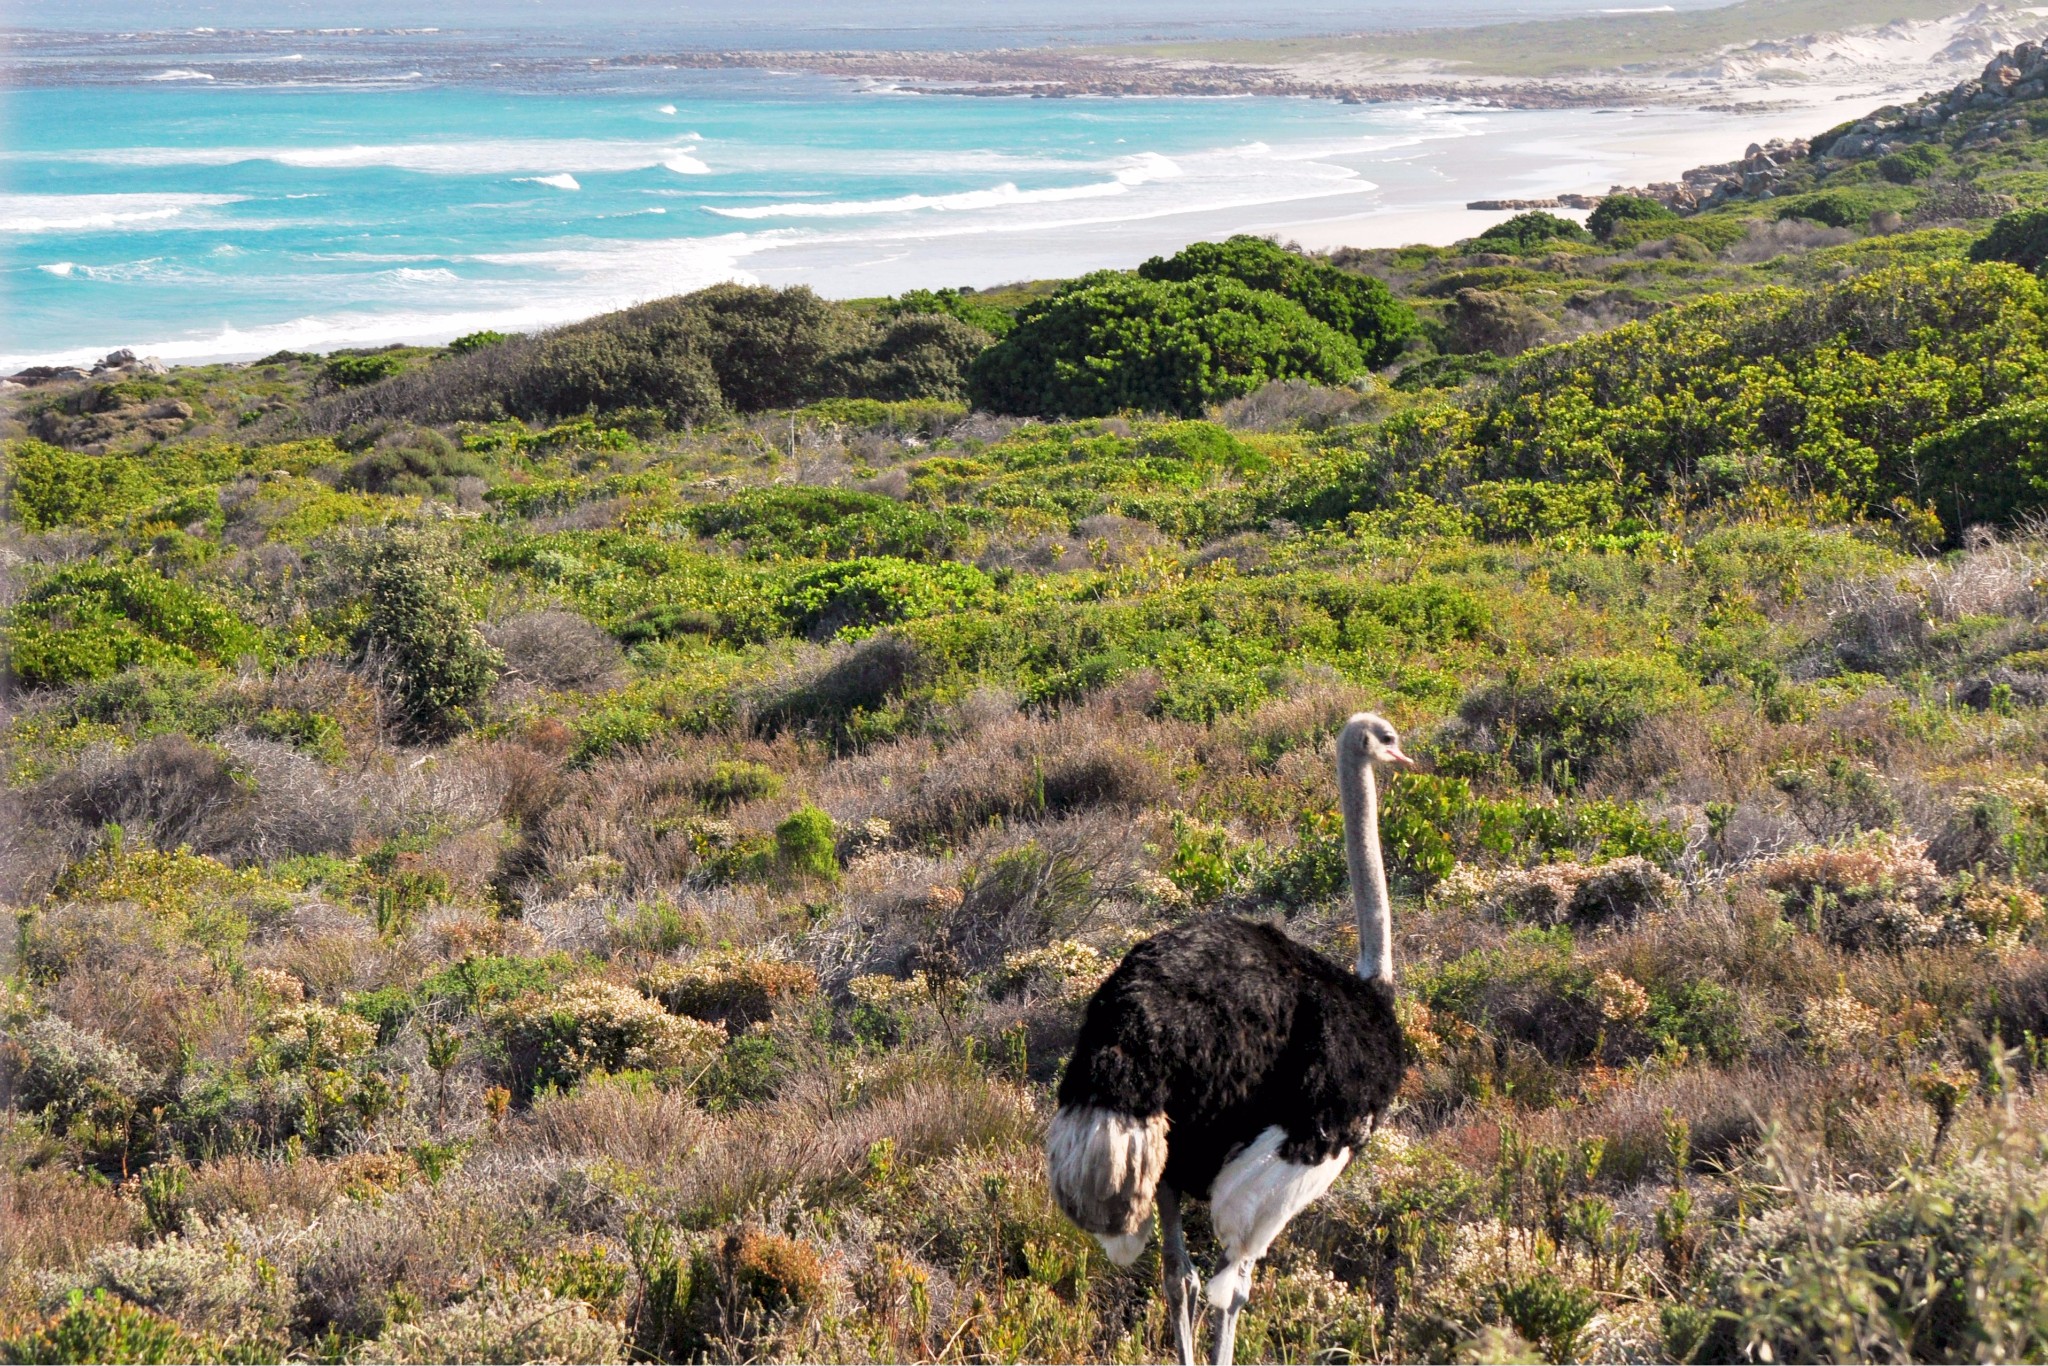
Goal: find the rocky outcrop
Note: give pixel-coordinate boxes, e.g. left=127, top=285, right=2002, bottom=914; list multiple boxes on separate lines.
left=15, top=351, right=198, bottom=453
left=1602, top=39, right=2048, bottom=216
left=8, top=348, right=168, bottom=390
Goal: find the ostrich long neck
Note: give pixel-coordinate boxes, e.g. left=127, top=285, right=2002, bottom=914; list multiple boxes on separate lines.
left=1340, top=734, right=1393, bottom=983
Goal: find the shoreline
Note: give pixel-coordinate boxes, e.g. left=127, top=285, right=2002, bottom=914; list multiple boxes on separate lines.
left=0, top=89, right=1890, bottom=372
left=11, top=2, right=2047, bottom=369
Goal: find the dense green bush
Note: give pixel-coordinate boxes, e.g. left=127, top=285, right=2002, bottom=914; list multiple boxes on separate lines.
left=968, top=273, right=1364, bottom=417
left=1469, top=211, right=1591, bottom=252
left=323, top=351, right=407, bottom=388
left=447, top=329, right=509, bottom=353
left=1446, top=261, right=2048, bottom=517
left=4, top=440, right=248, bottom=532
left=773, top=805, right=838, bottom=882
left=1458, top=657, right=1686, bottom=789
left=1972, top=206, right=2048, bottom=273
left=683, top=487, right=980, bottom=561
left=831, top=311, right=993, bottom=402
left=777, top=557, right=998, bottom=639
left=1878, top=143, right=1950, bottom=184
left=6, top=563, right=264, bottom=687
left=359, top=533, right=502, bottom=739
left=888, top=287, right=1016, bottom=337
left=304, top=284, right=989, bottom=431
left=1138, top=235, right=1415, bottom=367
left=1773, top=187, right=1909, bottom=229
left=1897, top=397, right=2048, bottom=537
left=0, top=1290, right=233, bottom=1365
left=337, top=429, right=483, bottom=497
left=1587, top=194, right=1676, bottom=243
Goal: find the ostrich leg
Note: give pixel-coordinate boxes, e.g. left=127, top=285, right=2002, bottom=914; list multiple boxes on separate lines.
left=1158, top=1186, right=1199, bottom=1366
left=1211, top=1268, right=1249, bottom=1366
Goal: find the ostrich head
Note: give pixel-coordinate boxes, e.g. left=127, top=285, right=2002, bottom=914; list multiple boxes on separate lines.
left=1338, top=712, right=1411, bottom=982
left=1348, top=713, right=1414, bottom=771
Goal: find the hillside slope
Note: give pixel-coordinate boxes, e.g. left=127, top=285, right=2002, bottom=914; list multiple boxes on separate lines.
left=5, top=55, right=2048, bottom=1366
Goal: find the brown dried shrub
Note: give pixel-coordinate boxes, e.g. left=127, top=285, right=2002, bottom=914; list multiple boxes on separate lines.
left=0, top=1160, right=145, bottom=1318
left=640, top=954, right=819, bottom=1034
left=1751, top=834, right=1964, bottom=951
left=485, top=609, right=627, bottom=694
left=819, top=708, right=1174, bottom=846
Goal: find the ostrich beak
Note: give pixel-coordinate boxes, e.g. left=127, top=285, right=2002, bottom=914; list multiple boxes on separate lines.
left=1385, top=747, right=1416, bottom=769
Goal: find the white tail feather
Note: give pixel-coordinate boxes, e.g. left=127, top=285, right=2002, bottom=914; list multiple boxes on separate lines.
left=1046, top=1105, right=1168, bottom=1266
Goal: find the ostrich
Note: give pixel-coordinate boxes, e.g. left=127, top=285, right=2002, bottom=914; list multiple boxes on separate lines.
left=1046, top=712, right=1412, bottom=1365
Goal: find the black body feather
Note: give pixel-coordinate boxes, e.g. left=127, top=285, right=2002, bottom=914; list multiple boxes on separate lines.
left=1056, top=917, right=1404, bottom=1197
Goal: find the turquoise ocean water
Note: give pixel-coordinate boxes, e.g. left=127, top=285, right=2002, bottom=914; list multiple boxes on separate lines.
left=7, top=77, right=1489, bottom=367
left=1, top=5, right=1736, bottom=367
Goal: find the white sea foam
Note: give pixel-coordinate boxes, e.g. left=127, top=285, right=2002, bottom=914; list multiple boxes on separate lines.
left=148, top=69, right=215, bottom=81
left=0, top=192, right=244, bottom=234
left=25, top=257, right=180, bottom=286
left=657, top=104, right=677, bottom=114
left=707, top=152, right=1181, bottom=220
left=517, top=173, right=582, bottom=190
left=39, top=139, right=717, bottom=177
left=0, top=235, right=765, bottom=372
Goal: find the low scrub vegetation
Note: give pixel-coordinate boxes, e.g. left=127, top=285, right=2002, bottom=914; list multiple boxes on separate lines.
left=8, top=67, right=2048, bottom=1366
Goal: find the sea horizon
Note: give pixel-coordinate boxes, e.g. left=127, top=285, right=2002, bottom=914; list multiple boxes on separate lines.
left=0, top=3, right=1942, bottom=369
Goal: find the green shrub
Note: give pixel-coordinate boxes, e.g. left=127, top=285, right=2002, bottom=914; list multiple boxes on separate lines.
left=1138, top=235, right=1416, bottom=367
left=491, top=978, right=724, bottom=1097
left=776, top=557, right=997, bottom=639
left=1392, top=351, right=1510, bottom=391
left=338, top=429, right=483, bottom=497
left=1896, top=397, right=2048, bottom=537
left=307, top=284, right=986, bottom=431
left=7, top=441, right=156, bottom=532
left=773, top=805, right=838, bottom=883
left=6, top=562, right=264, bottom=687
left=1469, top=211, right=1591, bottom=252
left=1458, top=657, right=1686, bottom=789
left=683, top=486, right=975, bottom=561
left=0, top=1290, right=230, bottom=1365
left=1588, top=194, right=1676, bottom=243
left=323, top=351, right=406, bottom=387
left=967, top=272, right=1365, bottom=417
left=359, top=532, right=502, bottom=739
left=1644, top=978, right=1743, bottom=1064
left=1972, top=206, right=2048, bottom=273
left=695, top=760, right=782, bottom=810
left=447, top=329, right=509, bottom=353
left=1878, top=144, right=1950, bottom=184
left=1696, top=1136, right=2048, bottom=1363
left=889, top=287, right=1015, bottom=337
left=1494, top=1274, right=1597, bottom=1365
left=1449, top=261, right=2048, bottom=514
left=1774, top=187, right=1909, bottom=229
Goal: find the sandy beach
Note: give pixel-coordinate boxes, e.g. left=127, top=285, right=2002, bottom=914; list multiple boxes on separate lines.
left=13, top=0, right=2048, bottom=364
left=654, top=0, right=2048, bottom=278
